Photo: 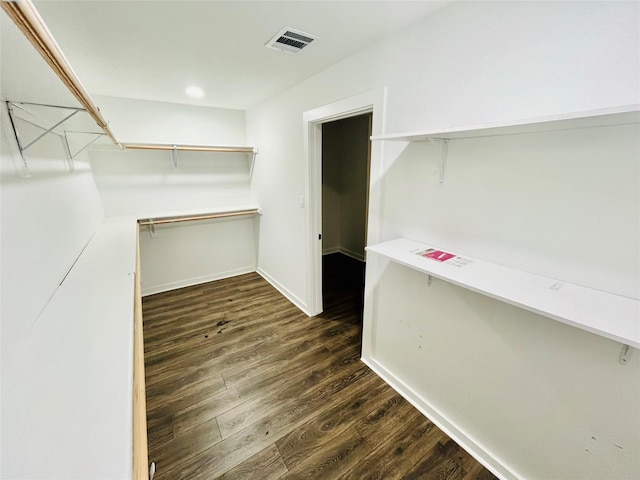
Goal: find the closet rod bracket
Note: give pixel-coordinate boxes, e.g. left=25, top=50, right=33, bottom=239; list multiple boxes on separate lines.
left=172, top=145, right=179, bottom=168
left=250, top=147, right=258, bottom=177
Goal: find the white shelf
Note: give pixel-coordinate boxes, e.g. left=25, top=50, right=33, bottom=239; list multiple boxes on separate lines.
left=3, top=217, right=138, bottom=479
left=371, top=104, right=640, bottom=142
left=366, top=238, right=640, bottom=348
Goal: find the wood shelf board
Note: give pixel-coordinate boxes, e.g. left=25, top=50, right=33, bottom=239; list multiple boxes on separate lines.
left=366, top=238, right=640, bottom=348
left=371, top=105, right=640, bottom=142
left=125, top=204, right=260, bottom=222
left=122, top=142, right=257, bottom=153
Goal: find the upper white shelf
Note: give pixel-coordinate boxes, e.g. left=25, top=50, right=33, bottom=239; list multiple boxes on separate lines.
left=366, top=238, right=640, bottom=349
left=371, top=104, right=640, bottom=142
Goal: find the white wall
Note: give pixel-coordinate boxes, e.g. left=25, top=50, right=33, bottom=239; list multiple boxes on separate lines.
left=90, top=148, right=253, bottom=217
left=139, top=215, right=258, bottom=296
left=322, top=114, right=370, bottom=261
left=248, top=0, right=639, bottom=318
left=93, top=95, right=247, bottom=145
left=88, top=96, right=257, bottom=294
left=0, top=103, right=105, bottom=364
left=246, top=1, right=640, bottom=478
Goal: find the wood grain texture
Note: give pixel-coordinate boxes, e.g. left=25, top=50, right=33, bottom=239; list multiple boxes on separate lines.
left=143, top=254, right=498, bottom=479
left=133, top=225, right=149, bottom=479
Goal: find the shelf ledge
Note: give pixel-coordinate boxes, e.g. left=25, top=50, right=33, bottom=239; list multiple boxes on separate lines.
left=366, top=238, right=640, bottom=349
left=371, top=104, right=640, bottom=142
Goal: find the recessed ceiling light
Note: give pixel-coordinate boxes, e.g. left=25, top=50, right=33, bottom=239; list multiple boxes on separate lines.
left=185, top=85, right=204, bottom=98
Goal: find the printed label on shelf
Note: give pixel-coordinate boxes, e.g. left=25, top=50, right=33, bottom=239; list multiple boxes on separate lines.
left=419, top=249, right=456, bottom=262
left=417, top=249, right=473, bottom=268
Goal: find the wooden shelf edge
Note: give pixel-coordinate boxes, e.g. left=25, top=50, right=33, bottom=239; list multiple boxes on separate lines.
left=122, top=142, right=257, bottom=154
left=133, top=225, right=149, bottom=479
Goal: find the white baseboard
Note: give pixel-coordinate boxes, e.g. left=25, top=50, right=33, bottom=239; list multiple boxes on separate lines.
left=257, top=267, right=312, bottom=316
left=339, top=247, right=365, bottom=262
left=322, top=246, right=365, bottom=262
left=360, top=355, right=517, bottom=480
left=142, top=266, right=255, bottom=296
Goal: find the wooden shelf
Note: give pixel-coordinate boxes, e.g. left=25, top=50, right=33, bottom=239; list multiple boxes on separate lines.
left=122, top=143, right=257, bottom=154
left=134, top=204, right=261, bottom=224
left=371, top=104, right=640, bottom=142
left=366, top=238, right=640, bottom=348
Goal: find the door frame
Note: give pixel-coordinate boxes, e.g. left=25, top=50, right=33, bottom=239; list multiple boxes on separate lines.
left=302, top=87, right=386, bottom=316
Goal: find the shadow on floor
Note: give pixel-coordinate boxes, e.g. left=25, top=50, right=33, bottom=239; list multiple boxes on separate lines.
left=319, top=253, right=365, bottom=326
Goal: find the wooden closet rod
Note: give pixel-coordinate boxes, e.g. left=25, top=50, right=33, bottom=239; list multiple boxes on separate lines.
left=138, top=209, right=259, bottom=226
left=1, top=0, right=121, bottom=148
left=124, top=143, right=255, bottom=154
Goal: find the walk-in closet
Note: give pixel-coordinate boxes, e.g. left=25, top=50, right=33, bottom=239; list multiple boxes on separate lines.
left=2, top=2, right=638, bottom=479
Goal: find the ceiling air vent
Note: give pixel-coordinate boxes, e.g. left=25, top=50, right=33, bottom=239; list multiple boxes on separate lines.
left=265, top=27, right=317, bottom=54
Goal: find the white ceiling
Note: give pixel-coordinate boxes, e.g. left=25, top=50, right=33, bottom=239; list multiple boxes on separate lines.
left=31, top=1, right=449, bottom=111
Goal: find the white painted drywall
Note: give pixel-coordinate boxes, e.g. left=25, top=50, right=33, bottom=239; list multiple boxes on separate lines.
left=322, top=115, right=370, bottom=261
left=0, top=104, right=105, bottom=363
left=93, top=95, right=247, bottom=145
left=139, top=215, right=258, bottom=296
left=89, top=148, right=253, bottom=217
left=368, top=257, right=639, bottom=480
left=246, top=1, right=640, bottom=478
left=88, top=96, right=257, bottom=294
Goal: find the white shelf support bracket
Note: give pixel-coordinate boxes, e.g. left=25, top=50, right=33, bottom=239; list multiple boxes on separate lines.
left=619, top=344, right=632, bottom=365
left=171, top=145, right=179, bottom=169
left=439, top=139, right=449, bottom=186
left=249, top=147, right=258, bottom=178
left=426, top=137, right=449, bottom=186
left=148, top=222, right=157, bottom=239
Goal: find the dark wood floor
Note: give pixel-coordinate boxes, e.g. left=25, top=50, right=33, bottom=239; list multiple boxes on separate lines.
left=142, top=253, right=497, bottom=479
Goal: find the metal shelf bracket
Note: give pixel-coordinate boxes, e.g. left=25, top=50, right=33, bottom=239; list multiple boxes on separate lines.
left=6, top=101, right=104, bottom=169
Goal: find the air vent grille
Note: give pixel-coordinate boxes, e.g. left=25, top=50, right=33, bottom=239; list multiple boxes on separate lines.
left=266, top=27, right=318, bottom=54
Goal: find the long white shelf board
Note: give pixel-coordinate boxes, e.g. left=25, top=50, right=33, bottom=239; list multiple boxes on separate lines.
left=371, top=104, right=640, bottom=142
left=366, top=238, right=640, bottom=348
left=3, top=217, right=138, bottom=479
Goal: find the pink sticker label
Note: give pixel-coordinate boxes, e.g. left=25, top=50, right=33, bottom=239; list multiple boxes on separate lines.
left=421, top=249, right=456, bottom=262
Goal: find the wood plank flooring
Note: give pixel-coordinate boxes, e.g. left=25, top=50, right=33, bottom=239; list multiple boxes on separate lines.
left=143, top=253, right=498, bottom=479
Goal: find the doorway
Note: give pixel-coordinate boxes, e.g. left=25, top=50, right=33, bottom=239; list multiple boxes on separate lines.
left=321, top=114, right=372, bottom=325
left=302, top=87, right=386, bottom=318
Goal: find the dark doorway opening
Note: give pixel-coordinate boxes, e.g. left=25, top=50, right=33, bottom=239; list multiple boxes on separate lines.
left=320, top=113, right=371, bottom=330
